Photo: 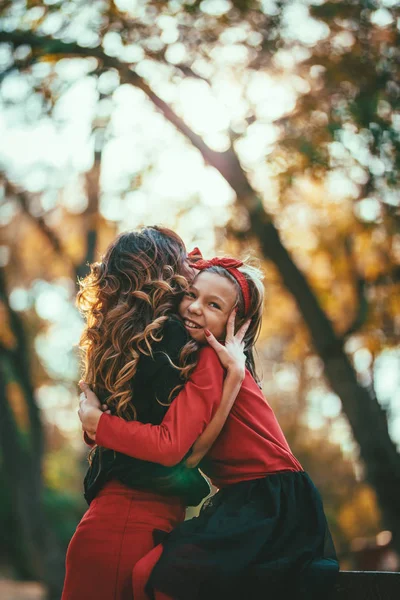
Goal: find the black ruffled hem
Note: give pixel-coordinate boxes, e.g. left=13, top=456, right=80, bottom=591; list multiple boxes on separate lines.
left=149, top=471, right=339, bottom=600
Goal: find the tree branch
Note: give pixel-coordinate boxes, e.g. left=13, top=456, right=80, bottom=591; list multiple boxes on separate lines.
left=3, top=178, right=75, bottom=269
left=75, top=147, right=102, bottom=282
left=0, top=30, right=254, bottom=200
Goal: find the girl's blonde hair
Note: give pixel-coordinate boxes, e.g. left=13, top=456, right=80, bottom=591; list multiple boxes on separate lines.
left=203, top=261, right=264, bottom=383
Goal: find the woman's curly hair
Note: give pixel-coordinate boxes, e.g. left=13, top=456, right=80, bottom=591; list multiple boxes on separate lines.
left=77, top=226, right=196, bottom=420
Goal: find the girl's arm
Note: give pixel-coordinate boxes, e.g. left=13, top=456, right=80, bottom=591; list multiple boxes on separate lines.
left=185, top=316, right=250, bottom=468
left=79, top=346, right=226, bottom=466
left=184, top=369, right=243, bottom=467
left=79, top=313, right=250, bottom=466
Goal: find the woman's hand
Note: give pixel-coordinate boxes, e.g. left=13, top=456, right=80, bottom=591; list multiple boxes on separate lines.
left=78, top=381, right=105, bottom=440
left=205, top=310, right=250, bottom=378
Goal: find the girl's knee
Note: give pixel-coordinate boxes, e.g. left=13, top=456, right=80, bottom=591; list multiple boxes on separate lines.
left=132, top=544, right=163, bottom=600
left=132, top=554, right=153, bottom=587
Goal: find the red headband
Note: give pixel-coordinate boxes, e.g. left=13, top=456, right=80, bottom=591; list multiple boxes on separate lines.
left=188, top=247, right=203, bottom=260
left=191, top=256, right=251, bottom=315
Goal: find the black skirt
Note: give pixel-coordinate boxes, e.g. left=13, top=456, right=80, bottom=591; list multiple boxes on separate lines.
left=149, top=470, right=339, bottom=600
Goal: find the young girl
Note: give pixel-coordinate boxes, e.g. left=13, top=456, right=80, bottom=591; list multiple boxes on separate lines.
left=79, top=256, right=339, bottom=600
left=62, top=229, right=247, bottom=600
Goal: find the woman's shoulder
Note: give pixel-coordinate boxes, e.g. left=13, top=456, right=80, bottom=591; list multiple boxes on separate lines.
left=139, top=315, right=188, bottom=373
left=161, top=314, right=187, bottom=336
left=156, top=315, right=188, bottom=356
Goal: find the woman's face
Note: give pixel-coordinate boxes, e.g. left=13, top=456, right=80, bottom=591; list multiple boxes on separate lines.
left=178, top=271, right=237, bottom=342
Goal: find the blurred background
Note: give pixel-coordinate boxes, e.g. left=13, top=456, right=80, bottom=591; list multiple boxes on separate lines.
left=0, top=0, right=399, bottom=598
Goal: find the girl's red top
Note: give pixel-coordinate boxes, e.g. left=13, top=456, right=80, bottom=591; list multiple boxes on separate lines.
left=96, top=347, right=303, bottom=489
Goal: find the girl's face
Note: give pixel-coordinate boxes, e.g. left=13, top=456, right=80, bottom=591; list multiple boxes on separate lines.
left=179, top=271, right=238, bottom=342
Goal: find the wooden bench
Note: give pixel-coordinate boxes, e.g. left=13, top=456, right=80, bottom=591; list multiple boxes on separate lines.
left=332, top=571, right=400, bottom=599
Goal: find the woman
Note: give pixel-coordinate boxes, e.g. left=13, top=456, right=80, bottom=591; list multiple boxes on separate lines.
left=62, top=227, right=246, bottom=600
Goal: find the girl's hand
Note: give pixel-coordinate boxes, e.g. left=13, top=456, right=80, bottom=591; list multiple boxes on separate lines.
left=78, top=381, right=106, bottom=439
left=205, top=310, right=250, bottom=378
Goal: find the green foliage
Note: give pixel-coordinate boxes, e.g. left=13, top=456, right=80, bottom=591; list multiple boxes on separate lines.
left=42, top=487, right=85, bottom=550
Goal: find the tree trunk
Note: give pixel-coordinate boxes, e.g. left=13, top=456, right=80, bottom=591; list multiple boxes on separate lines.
left=0, top=269, right=65, bottom=599
left=248, top=211, right=400, bottom=554
left=75, top=147, right=102, bottom=282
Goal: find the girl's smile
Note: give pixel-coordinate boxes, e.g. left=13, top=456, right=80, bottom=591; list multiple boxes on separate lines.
left=179, top=271, right=237, bottom=342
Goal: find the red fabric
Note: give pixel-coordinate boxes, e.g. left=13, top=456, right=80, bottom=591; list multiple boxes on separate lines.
left=192, top=257, right=251, bottom=314
left=187, top=247, right=203, bottom=260
left=194, top=257, right=243, bottom=270
left=96, top=347, right=223, bottom=466
left=61, top=481, right=185, bottom=600
left=96, top=347, right=303, bottom=490
left=132, top=544, right=172, bottom=600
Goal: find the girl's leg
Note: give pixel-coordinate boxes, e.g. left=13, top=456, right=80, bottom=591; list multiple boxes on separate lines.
left=132, top=545, right=173, bottom=600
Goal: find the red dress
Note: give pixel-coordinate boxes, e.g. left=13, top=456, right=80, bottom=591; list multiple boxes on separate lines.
left=61, top=481, right=185, bottom=600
